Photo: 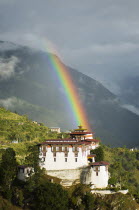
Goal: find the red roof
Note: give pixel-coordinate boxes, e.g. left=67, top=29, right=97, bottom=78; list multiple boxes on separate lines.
left=85, top=139, right=100, bottom=142
left=90, top=161, right=110, bottom=166
left=70, top=132, right=94, bottom=135
left=18, top=165, right=29, bottom=169
left=46, top=138, right=73, bottom=141
left=38, top=139, right=92, bottom=146
left=80, top=141, right=92, bottom=145
left=37, top=137, right=101, bottom=146
left=88, top=154, right=96, bottom=157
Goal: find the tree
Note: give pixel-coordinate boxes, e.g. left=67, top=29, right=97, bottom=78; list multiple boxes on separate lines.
left=108, top=177, right=117, bottom=186
left=24, top=145, right=45, bottom=192
left=83, top=192, right=95, bottom=210
left=32, top=181, right=68, bottom=210
left=91, top=146, right=104, bottom=161
left=12, top=187, right=24, bottom=207
left=0, top=148, right=18, bottom=200
left=68, top=184, right=92, bottom=209
left=25, top=145, right=40, bottom=172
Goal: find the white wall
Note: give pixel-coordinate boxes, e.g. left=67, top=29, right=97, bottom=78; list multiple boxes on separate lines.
left=47, top=168, right=89, bottom=187
left=47, top=168, right=81, bottom=180
left=40, top=146, right=89, bottom=170
left=91, top=142, right=99, bottom=150
left=85, top=166, right=109, bottom=188
left=17, top=167, right=32, bottom=181
left=91, top=190, right=129, bottom=195
left=84, top=134, right=93, bottom=139
left=46, top=166, right=109, bottom=189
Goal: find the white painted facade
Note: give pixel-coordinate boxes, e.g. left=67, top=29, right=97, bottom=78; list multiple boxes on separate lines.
left=17, top=166, right=33, bottom=181
left=39, top=141, right=97, bottom=171
left=85, top=164, right=109, bottom=188
left=40, top=146, right=89, bottom=170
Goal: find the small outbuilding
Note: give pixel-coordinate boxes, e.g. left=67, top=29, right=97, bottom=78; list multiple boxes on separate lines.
left=17, top=165, right=34, bottom=181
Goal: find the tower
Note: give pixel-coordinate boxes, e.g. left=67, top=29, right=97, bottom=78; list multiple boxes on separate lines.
left=69, top=125, right=94, bottom=141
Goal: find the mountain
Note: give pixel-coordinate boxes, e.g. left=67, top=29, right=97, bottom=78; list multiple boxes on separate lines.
left=118, top=76, right=139, bottom=114
left=0, top=40, right=139, bottom=147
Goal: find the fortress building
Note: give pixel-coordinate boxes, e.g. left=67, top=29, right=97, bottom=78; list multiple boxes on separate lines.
left=38, top=126, right=110, bottom=188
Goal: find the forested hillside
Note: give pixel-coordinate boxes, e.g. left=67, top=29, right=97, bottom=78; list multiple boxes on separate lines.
left=0, top=108, right=139, bottom=209
left=0, top=146, right=139, bottom=209
left=0, top=107, right=67, bottom=163
left=103, top=145, right=139, bottom=201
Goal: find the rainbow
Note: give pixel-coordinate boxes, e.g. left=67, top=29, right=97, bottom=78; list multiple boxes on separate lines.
left=43, top=39, right=91, bottom=131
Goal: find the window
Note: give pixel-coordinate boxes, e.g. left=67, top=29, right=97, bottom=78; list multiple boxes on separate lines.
left=65, top=153, right=68, bottom=157
left=88, top=158, right=92, bottom=163
left=43, top=152, right=46, bottom=156
left=52, top=146, right=56, bottom=152
left=42, top=146, right=47, bottom=152
left=65, top=158, right=67, bottom=162
left=73, top=147, right=78, bottom=152
left=53, top=152, right=56, bottom=157
left=54, top=158, right=56, bottom=162
left=75, top=158, right=77, bottom=162
left=94, top=166, right=100, bottom=172
left=42, top=157, right=45, bottom=162
left=96, top=172, right=98, bottom=176
left=75, top=153, right=78, bottom=157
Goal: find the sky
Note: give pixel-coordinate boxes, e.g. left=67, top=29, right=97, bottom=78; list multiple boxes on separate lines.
left=0, top=0, right=139, bottom=93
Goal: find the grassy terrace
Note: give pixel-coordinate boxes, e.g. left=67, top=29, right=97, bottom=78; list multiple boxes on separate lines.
left=0, top=107, right=68, bottom=164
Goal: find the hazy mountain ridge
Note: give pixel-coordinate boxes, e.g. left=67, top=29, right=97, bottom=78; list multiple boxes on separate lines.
left=118, top=75, right=139, bottom=110
left=0, top=41, right=139, bottom=147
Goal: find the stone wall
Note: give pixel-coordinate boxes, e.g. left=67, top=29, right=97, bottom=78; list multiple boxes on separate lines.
left=91, top=190, right=129, bottom=195
left=46, top=167, right=89, bottom=187
left=46, top=165, right=109, bottom=189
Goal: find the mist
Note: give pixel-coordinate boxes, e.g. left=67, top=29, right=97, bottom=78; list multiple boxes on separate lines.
left=0, top=97, right=17, bottom=109
left=0, top=0, right=139, bottom=93
left=0, top=56, right=19, bottom=80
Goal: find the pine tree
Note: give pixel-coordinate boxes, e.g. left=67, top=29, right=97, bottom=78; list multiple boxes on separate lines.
left=0, top=148, right=18, bottom=200
left=91, top=146, right=104, bottom=161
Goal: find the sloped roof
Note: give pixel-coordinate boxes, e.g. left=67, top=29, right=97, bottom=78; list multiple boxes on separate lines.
left=90, top=161, right=110, bottom=166
left=70, top=132, right=94, bottom=135
left=18, top=165, right=30, bottom=169
left=37, top=138, right=92, bottom=146
left=85, top=139, right=100, bottom=142
left=87, top=154, right=96, bottom=157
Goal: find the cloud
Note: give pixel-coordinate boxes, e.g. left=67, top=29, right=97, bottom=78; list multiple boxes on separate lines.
left=0, top=56, right=19, bottom=79
left=0, top=0, right=139, bottom=93
left=0, top=97, right=17, bottom=109
left=122, top=104, right=139, bottom=116
left=0, top=41, right=19, bottom=51
left=0, top=0, right=17, bottom=4
left=89, top=42, right=139, bottom=54
left=101, top=97, right=120, bottom=105
left=61, top=41, right=139, bottom=64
